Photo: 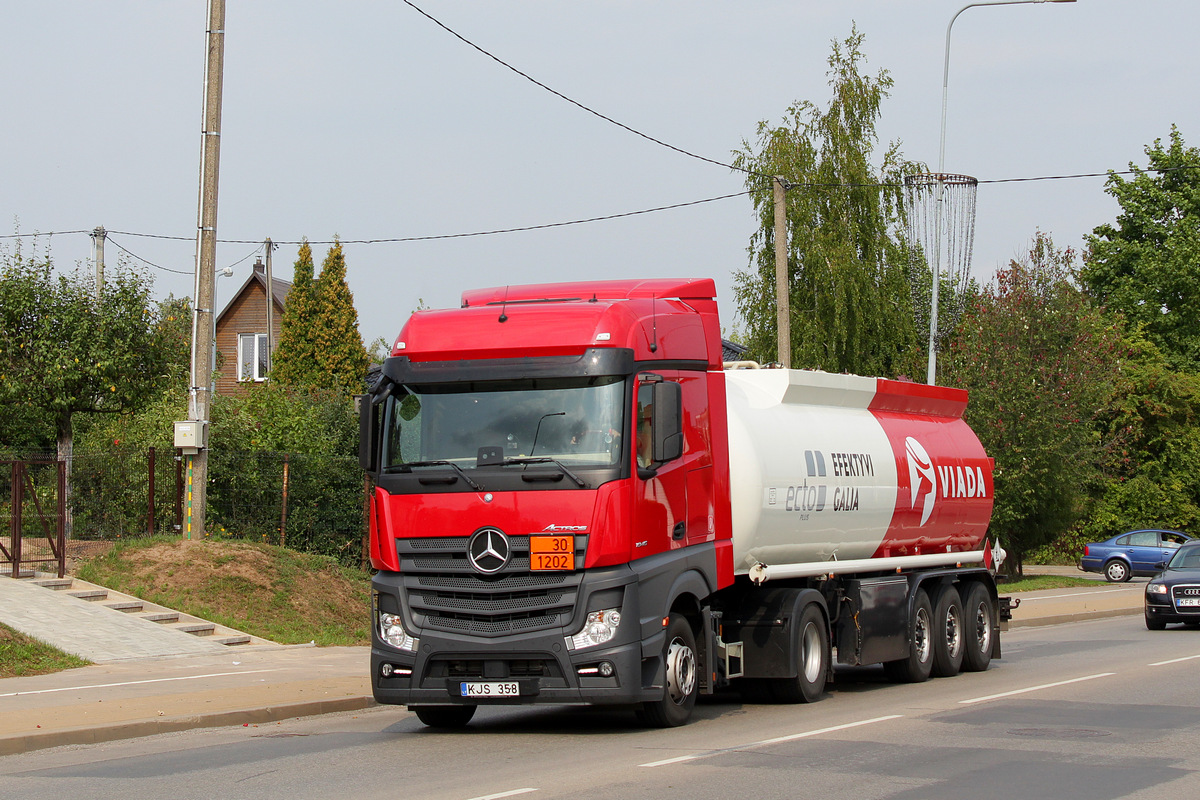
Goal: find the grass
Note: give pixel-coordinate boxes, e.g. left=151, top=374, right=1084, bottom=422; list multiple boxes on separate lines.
left=75, top=537, right=373, bottom=646
left=997, top=574, right=1103, bottom=592
left=0, top=624, right=89, bottom=679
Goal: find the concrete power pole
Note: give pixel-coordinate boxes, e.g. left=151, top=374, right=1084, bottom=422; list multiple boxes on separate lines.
left=186, top=0, right=226, bottom=539
left=773, top=177, right=791, bottom=368
left=90, top=226, right=106, bottom=298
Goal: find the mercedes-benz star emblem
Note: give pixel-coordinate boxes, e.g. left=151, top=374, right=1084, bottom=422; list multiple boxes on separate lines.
left=467, top=527, right=511, bottom=574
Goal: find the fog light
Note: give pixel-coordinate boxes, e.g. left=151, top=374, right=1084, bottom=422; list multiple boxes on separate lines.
left=381, top=663, right=394, bottom=678
left=598, top=661, right=614, bottom=677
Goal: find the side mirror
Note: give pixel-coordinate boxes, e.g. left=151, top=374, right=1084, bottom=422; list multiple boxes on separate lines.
left=652, top=381, right=683, bottom=463
left=358, top=394, right=381, bottom=473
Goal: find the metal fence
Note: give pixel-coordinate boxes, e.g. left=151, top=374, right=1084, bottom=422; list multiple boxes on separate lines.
left=1, top=458, right=66, bottom=578
left=3, top=448, right=369, bottom=567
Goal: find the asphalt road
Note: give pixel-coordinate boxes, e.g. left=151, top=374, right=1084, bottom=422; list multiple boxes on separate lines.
left=4, top=614, right=1199, bottom=799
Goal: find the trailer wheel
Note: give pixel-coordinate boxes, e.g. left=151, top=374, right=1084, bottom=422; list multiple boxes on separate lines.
left=931, top=585, right=964, bottom=678
left=961, top=582, right=994, bottom=672
left=883, top=588, right=933, bottom=683
left=771, top=603, right=829, bottom=703
left=637, top=614, right=698, bottom=728
left=412, top=705, right=477, bottom=729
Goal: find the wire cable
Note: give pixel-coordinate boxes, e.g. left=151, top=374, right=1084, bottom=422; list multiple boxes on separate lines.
left=400, top=0, right=767, bottom=179
left=105, top=235, right=192, bottom=275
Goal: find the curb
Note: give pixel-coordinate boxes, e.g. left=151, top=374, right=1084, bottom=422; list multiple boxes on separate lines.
left=0, top=695, right=377, bottom=757
left=1009, top=606, right=1141, bottom=629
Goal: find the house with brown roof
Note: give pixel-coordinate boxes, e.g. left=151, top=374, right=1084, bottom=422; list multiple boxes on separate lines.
left=214, top=257, right=291, bottom=395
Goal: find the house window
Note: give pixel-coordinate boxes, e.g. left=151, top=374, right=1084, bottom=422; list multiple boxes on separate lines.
left=237, top=333, right=269, bottom=382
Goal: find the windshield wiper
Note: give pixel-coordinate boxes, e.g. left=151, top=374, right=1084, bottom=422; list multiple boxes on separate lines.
left=399, top=460, right=483, bottom=491
left=502, top=457, right=587, bottom=488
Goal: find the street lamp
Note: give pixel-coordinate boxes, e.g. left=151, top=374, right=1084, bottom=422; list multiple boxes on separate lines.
left=926, top=0, right=1076, bottom=385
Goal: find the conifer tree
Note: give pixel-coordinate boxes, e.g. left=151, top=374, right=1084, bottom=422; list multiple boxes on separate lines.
left=270, top=239, right=320, bottom=388
left=312, top=238, right=368, bottom=395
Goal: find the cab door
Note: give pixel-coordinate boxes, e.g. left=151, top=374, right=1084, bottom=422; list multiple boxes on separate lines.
left=630, top=374, right=688, bottom=555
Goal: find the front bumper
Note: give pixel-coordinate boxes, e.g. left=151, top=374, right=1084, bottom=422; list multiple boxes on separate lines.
left=371, top=565, right=667, bottom=708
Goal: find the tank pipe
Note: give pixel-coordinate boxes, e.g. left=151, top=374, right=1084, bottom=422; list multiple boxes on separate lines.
left=748, top=550, right=987, bottom=585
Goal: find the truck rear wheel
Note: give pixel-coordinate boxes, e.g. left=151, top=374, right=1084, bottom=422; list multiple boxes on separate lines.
left=412, top=705, right=477, bottom=729
left=931, top=585, right=964, bottom=678
left=961, top=582, right=994, bottom=672
left=637, top=613, right=698, bottom=728
left=883, top=588, right=933, bottom=683
left=771, top=603, right=829, bottom=703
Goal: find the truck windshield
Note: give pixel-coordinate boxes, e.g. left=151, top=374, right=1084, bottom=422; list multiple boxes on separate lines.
left=382, top=376, right=626, bottom=471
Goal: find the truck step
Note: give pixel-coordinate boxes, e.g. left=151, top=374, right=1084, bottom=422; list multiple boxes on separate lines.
left=67, top=589, right=109, bottom=601
left=105, top=601, right=146, bottom=613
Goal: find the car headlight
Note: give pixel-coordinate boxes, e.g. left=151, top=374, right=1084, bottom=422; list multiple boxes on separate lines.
left=566, top=608, right=622, bottom=651
left=378, top=611, right=419, bottom=652
left=1147, top=583, right=1169, bottom=596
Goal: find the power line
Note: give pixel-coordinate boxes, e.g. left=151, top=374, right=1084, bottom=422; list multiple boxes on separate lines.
left=105, top=235, right=192, bottom=275
left=400, top=0, right=764, bottom=179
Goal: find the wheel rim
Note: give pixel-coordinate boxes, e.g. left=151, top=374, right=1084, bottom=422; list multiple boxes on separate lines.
left=800, top=620, right=823, bottom=683
left=944, top=606, right=962, bottom=658
left=973, top=601, right=991, bottom=654
left=914, top=607, right=931, bottom=663
left=665, top=636, right=696, bottom=705
left=1108, top=562, right=1127, bottom=581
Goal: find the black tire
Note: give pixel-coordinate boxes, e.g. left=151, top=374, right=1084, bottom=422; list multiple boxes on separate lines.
left=931, top=585, right=964, bottom=678
left=961, top=582, right=995, bottom=673
left=883, top=588, right=933, bottom=683
left=637, top=613, right=698, bottom=728
left=1104, top=559, right=1131, bottom=583
left=771, top=603, right=830, bottom=703
left=1145, top=612, right=1167, bottom=631
left=412, top=705, right=477, bottom=729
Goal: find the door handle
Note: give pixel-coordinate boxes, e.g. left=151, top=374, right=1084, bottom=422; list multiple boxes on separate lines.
left=672, top=522, right=686, bottom=540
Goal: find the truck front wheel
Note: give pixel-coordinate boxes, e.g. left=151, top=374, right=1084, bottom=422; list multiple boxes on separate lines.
left=883, top=588, right=933, bottom=683
left=637, top=614, right=698, bottom=727
left=771, top=603, right=829, bottom=703
left=412, top=705, right=477, bottom=729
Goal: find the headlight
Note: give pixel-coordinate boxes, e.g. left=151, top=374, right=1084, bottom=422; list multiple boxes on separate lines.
left=1147, top=583, right=1169, bottom=596
left=378, top=611, right=419, bottom=652
left=566, top=608, right=622, bottom=651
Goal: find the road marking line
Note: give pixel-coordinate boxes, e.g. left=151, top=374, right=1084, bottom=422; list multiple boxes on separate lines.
left=1150, top=654, right=1200, bottom=666
left=638, top=715, right=903, bottom=768
left=465, top=790, right=537, bottom=800
left=0, top=669, right=281, bottom=698
left=958, top=672, right=1115, bottom=705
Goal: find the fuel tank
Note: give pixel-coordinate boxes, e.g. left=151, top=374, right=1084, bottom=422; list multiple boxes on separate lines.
left=724, top=368, right=993, bottom=574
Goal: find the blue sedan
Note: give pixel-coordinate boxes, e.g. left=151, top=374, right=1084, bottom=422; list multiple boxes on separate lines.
left=1079, top=529, right=1194, bottom=582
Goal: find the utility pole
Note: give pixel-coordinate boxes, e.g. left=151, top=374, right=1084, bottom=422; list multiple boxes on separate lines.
left=186, top=0, right=226, bottom=539
left=90, top=226, right=106, bottom=298
left=265, top=238, right=274, bottom=378
left=773, top=177, right=791, bottom=368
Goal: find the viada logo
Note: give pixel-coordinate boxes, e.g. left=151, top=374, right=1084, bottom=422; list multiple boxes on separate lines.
left=905, top=437, right=937, bottom=526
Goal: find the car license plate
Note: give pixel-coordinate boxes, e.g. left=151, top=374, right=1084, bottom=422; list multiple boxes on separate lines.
left=1177, top=598, right=1200, bottom=607
left=460, top=681, right=520, bottom=698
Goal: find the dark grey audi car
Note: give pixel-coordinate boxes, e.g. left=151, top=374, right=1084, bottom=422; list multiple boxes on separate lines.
left=1145, top=542, right=1200, bottom=629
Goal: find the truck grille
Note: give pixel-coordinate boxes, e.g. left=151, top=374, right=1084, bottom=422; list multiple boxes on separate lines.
left=397, top=535, right=587, bottom=637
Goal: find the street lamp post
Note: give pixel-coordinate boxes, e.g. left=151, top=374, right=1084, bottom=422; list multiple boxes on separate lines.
left=926, top=0, right=1076, bottom=385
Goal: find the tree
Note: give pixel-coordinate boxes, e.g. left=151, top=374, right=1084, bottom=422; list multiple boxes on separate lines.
left=271, top=238, right=367, bottom=395
left=1082, top=126, right=1200, bottom=371
left=270, top=239, right=319, bottom=389
left=731, top=27, right=922, bottom=376
left=0, top=243, right=189, bottom=532
left=311, top=238, right=367, bottom=395
left=940, top=233, right=1126, bottom=574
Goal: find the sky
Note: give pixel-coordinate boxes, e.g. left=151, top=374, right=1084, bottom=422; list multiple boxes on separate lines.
left=2, top=1, right=1196, bottom=350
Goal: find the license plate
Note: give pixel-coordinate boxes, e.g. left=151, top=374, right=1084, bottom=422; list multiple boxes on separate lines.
left=1177, top=598, right=1200, bottom=607
left=460, top=681, right=520, bottom=698
left=530, top=535, right=575, bottom=571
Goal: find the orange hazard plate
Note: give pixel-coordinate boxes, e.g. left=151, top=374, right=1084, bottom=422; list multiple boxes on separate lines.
left=530, top=535, right=575, bottom=571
